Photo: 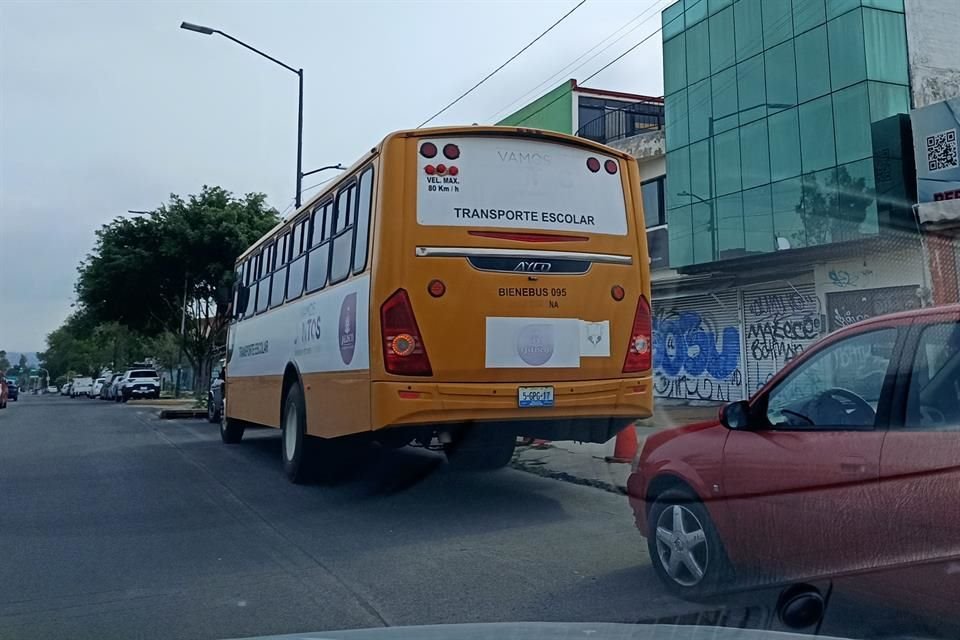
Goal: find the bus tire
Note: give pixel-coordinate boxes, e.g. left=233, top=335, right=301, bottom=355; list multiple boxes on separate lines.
left=281, top=383, right=313, bottom=484
left=446, top=426, right=516, bottom=471
left=220, top=399, right=245, bottom=444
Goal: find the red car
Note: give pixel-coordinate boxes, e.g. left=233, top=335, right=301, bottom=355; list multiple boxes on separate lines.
left=628, top=304, right=960, bottom=624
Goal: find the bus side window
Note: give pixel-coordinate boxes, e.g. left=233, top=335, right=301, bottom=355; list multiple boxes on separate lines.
left=353, top=167, right=374, bottom=274
left=256, top=242, right=274, bottom=314
left=271, top=232, right=291, bottom=309
left=329, top=183, right=356, bottom=284
left=306, top=202, right=332, bottom=293
left=287, top=218, right=308, bottom=301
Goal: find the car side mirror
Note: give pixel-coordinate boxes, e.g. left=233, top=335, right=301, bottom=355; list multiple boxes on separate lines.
left=720, top=400, right=752, bottom=430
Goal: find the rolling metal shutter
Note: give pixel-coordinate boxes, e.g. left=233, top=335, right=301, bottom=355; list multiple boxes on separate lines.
left=652, top=290, right=745, bottom=402
left=741, top=281, right=822, bottom=396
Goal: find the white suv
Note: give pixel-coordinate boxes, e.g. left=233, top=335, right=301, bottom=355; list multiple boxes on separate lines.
left=118, top=369, right=161, bottom=402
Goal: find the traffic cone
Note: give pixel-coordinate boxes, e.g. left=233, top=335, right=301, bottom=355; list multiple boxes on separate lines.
left=605, top=424, right=638, bottom=464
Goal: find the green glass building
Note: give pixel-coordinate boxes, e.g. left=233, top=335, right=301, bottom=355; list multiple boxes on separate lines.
left=663, top=0, right=912, bottom=267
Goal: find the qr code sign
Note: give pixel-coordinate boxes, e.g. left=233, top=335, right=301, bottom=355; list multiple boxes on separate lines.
left=926, top=129, right=958, bottom=172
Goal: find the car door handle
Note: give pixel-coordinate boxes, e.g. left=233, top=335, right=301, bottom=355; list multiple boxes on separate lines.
left=840, top=457, right=868, bottom=474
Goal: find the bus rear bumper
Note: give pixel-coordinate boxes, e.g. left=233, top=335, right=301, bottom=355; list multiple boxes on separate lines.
left=371, top=376, right=653, bottom=444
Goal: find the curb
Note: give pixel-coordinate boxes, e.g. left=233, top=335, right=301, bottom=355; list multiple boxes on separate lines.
left=510, top=456, right=627, bottom=495
left=158, top=409, right=207, bottom=420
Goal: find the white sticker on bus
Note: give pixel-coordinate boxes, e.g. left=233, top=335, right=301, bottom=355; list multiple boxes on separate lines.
left=484, top=317, right=611, bottom=369
left=227, top=275, right=370, bottom=378
left=417, top=137, right=627, bottom=236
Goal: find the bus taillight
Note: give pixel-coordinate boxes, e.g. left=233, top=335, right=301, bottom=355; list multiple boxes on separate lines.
left=381, top=289, right=432, bottom=376
left=622, top=294, right=652, bottom=373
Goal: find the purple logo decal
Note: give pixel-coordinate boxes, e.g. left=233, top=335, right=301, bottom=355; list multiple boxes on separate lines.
left=516, top=324, right=554, bottom=366
left=339, top=292, right=357, bottom=365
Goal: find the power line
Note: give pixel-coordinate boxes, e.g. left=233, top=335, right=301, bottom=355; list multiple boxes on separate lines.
left=487, top=0, right=668, bottom=123
left=509, top=21, right=667, bottom=129
left=416, top=0, right=588, bottom=128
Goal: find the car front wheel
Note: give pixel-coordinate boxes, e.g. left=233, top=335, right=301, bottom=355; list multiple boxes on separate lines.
left=647, top=488, right=732, bottom=599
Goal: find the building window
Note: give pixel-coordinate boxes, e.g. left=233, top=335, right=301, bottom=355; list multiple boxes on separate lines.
left=768, top=107, right=801, bottom=182
left=686, top=0, right=707, bottom=26
left=665, top=90, right=689, bottom=150
left=666, top=146, right=691, bottom=210
left=688, top=79, right=712, bottom=142
left=833, top=82, right=872, bottom=164
left=828, top=0, right=860, bottom=19
left=736, top=53, right=766, bottom=125
left=662, top=1, right=685, bottom=40
left=717, top=192, right=745, bottom=256
left=711, top=67, right=738, bottom=134
left=765, top=40, right=797, bottom=110
left=828, top=9, right=867, bottom=91
left=795, top=25, right=831, bottom=103
left=641, top=177, right=666, bottom=228
left=686, top=21, right=710, bottom=84
left=793, top=0, right=826, bottom=35
left=868, top=81, right=910, bottom=121
left=799, top=95, right=836, bottom=173
left=709, top=7, right=735, bottom=74
left=743, top=184, right=774, bottom=253
left=740, top=118, right=770, bottom=190
left=763, top=0, right=793, bottom=48
left=713, top=128, right=741, bottom=196
left=863, top=8, right=909, bottom=85
left=734, top=0, right=762, bottom=62
left=668, top=205, right=694, bottom=267
left=692, top=200, right=714, bottom=263
left=772, top=177, right=804, bottom=249
left=664, top=34, right=687, bottom=96
left=689, top=139, right=711, bottom=204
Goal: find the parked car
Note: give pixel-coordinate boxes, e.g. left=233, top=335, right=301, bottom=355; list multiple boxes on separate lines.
left=89, top=378, right=106, bottom=398
left=46, top=385, right=58, bottom=394
left=6, top=380, right=19, bottom=401
left=60, top=383, right=72, bottom=396
left=71, top=377, right=93, bottom=398
left=628, top=304, right=960, bottom=626
left=208, top=361, right=225, bottom=423
left=0, top=377, right=7, bottom=409
left=103, top=373, right=123, bottom=400
left=110, top=374, right=125, bottom=402
left=118, top=369, right=160, bottom=401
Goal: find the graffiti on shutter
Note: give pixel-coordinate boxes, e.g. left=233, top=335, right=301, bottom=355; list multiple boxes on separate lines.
left=743, top=282, right=822, bottom=394
left=652, top=291, right=745, bottom=402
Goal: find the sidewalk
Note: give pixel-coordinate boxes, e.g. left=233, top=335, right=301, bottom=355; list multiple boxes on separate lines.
left=510, top=402, right=722, bottom=494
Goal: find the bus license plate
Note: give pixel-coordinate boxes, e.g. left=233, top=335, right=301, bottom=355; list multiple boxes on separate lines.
left=518, top=386, right=554, bottom=408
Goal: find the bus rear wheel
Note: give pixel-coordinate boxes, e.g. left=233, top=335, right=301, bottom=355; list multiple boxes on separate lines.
left=445, top=426, right=516, bottom=471
left=220, top=399, right=245, bottom=444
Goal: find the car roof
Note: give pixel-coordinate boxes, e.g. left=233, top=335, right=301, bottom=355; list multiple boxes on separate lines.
left=838, top=302, right=960, bottom=334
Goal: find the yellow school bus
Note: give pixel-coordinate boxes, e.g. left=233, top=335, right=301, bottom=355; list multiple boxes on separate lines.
left=223, top=125, right=652, bottom=482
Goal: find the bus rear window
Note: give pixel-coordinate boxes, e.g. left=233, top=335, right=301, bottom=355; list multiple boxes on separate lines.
left=415, top=137, right=627, bottom=236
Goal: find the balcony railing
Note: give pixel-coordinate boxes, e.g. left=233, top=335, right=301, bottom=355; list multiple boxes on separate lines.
left=576, top=106, right=664, bottom=145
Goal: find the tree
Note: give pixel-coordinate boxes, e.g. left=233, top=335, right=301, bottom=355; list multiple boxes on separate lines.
left=795, top=167, right=874, bottom=246
left=17, top=353, right=27, bottom=371
left=76, top=186, right=279, bottom=394
left=0, top=350, right=9, bottom=373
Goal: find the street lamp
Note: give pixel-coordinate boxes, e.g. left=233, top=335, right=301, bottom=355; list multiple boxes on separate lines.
left=302, top=163, right=345, bottom=179
left=180, top=21, right=305, bottom=209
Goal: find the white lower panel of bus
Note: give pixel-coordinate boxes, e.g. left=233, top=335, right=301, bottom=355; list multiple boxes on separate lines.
left=484, top=317, right=609, bottom=369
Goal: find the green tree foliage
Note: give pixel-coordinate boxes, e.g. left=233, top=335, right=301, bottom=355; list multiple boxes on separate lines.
left=795, top=167, right=874, bottom=246
left=75, top=186, right=279, bottom=392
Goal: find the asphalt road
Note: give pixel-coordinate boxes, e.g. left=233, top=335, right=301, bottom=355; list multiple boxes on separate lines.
left=0, top=395, right=943, bottom=640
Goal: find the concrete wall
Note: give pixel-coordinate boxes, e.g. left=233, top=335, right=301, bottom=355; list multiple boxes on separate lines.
left=905, top=0, right=960, bottom=109
left=496, top=81, right=574, bottom=133
left=608, top=129, right=665, bottom=162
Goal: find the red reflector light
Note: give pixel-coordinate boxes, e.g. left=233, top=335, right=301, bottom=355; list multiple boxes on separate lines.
left=586, top=157, right=601, bottom=173
left=436, top=164, right=447, bottom=175
left=605, top=159, right=619, bottom=174
left=381, top=289, right=432, bottom=376
left=424, top=164, right=436, bottom=175
left=611, top=285, right=625, bottom=301
left=623, top=294, right=652, bottom=374
left=398, top=390, right=421, bottom=399
left=448, top=165, right=459, bottom=176
left=427, top=279, right=446, bottom=297
left=420, top=142, right=437, bottom=158
left=443, top=143, right=460, bottom=160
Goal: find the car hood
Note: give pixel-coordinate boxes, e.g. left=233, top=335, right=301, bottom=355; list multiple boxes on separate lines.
left=229, top=622, right=850, bottom=640
left=643, top=417, right=723, bottom=452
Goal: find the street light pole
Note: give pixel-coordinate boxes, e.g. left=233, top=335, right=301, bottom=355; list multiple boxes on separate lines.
left=180, top=21, right=305, bottom=209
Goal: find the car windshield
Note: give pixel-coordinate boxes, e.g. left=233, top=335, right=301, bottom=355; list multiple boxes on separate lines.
left=3, top=1, right=960, bottom=639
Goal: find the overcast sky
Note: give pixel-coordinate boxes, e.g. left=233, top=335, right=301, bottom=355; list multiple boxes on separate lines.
left=0, top=0, right=666, bottom=351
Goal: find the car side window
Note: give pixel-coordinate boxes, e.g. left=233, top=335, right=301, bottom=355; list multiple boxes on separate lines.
left=905, top=321, right=960, bottom=429
left=765, top=328, right=897, bottom=429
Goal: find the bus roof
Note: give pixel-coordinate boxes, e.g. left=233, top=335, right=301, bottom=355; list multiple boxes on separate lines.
left=236, top=125, right=636, bottom=264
